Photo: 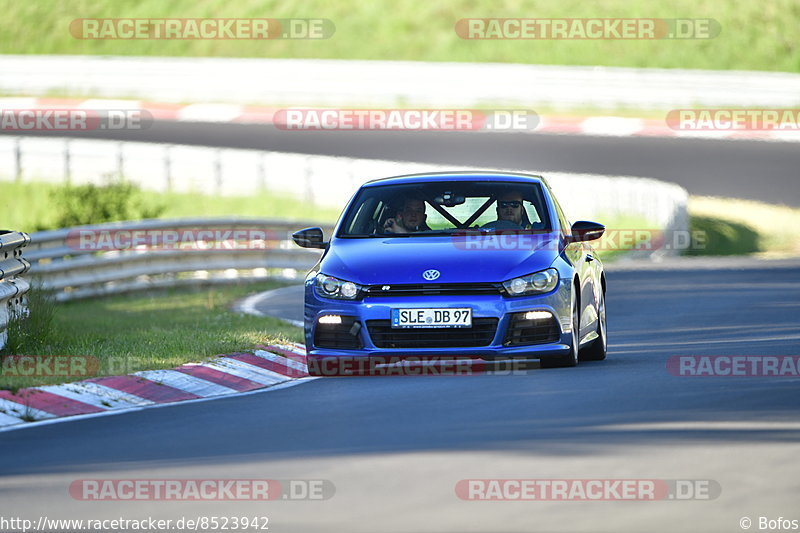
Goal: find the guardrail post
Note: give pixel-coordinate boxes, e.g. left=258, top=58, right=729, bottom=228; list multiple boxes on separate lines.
left=14, top=137, right=22, bottom=182
left=215, top=148, right=223, bottom=194
left=257, top=153, right=266, bottom=191
left=117, top=142, right=125, bottom=178
left=304, top=157, right=314, bottom=205
left=0, top=230, right=32, bottom=352
left=63, top=139, right=71, bottom=184
left=164, top=145, right=172, bottom=192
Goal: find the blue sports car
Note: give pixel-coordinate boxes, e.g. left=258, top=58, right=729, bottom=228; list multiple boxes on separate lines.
left=292, top=171, right=607, bottom=375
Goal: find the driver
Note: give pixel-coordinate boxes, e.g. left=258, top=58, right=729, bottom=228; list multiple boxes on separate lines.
left=482, top=191, right=531, bottom=229
left=383, top=197, right=430, bottom=233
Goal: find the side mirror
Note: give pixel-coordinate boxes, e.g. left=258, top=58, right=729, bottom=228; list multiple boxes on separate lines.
left=568, top=221, right=605, bottom=242
left=292, top=227, right=328, bottom=249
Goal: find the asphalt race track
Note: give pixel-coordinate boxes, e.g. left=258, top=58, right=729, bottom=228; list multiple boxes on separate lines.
left=6, top=123, right=800, bottom=205
left=1, top=263, right=799, bottom=532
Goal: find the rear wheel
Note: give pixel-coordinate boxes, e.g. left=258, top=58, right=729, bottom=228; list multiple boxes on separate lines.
left=580, top=289, right=607, bottom=361
left=540, top=289, right=579, bottom=369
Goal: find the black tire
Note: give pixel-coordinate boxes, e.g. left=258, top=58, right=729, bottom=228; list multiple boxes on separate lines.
left=540, top=288, right=579, bottom=368
left=579, top=289, right=607, bottom=362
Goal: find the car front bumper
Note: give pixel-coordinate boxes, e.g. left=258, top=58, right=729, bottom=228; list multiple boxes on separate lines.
left=303, top=278, right=574, bottom=361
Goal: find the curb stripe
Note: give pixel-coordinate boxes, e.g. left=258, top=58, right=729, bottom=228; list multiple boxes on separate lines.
left=70, top=381, right=155, bottom=406
left=256, top=345, right=308, bottom=366
left=0, top=398, right=56, bottom=421
left=174, top=364, right=264, bottom=392
left=254, top=349, right=308, bottom=373
left=0, top=411, right=24, bottom=425
left=230, top=352, right=308, bottom=379
left=0, top=389, right=103, bottom=417
left=0, top=345, right=313, bottom=430
left=273, top=342, right=308, bottom=357
left=132, top=370, right=240, bottom=397
left=202, top=358, right=288, bottom=386
left=87, top=375, right=199, bottom=403
left=39, top=382, right=153, bottom=409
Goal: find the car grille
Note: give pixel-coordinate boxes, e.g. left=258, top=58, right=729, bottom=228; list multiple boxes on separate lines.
left=362, top=283, right=503, bottom=298
left=366, top=318, right=499, bottom=348
left=504, top=312, right=561, bottom=346
left=314, top=316, right=363, bottom=349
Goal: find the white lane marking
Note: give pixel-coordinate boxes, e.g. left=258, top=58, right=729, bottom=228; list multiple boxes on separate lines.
left=76, top=99, right=142, bottom=110
left=591, top=421, right=800, bottom=432
left=234, top=288, right=305, bottom=328
left=202, top=358, right=288, bottom=386
left=769, top=131, right=800, bottom=142
left=0, top=97, right=39, bottom=109
left=132, top=369, right=239, bottom=397
left=177, top=103, right=244, bottom=122
left=0, top=377, right=317, bottom=434
left=580, top=116, right=644, bottom=136
left=0, top=398, right=55, bottom=421
left=613, top=333, right=800, bottom=348
left=254, top=349, right=308, bottom=372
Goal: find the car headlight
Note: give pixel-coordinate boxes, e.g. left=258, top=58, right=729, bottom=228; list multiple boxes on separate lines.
left=315, top=273, right=362, bottom=300
left=502, top=268, right=559, bottom=296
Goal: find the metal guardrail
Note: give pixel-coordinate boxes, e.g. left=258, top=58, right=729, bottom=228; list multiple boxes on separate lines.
left=26, top=218, right=333, bottom=301
left=0, top=231, right=31, bottom=350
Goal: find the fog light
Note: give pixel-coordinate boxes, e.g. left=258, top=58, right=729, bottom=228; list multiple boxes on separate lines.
left=524, top=310, right=552, bottom=320
left=318, top=314, right=342, bottom=325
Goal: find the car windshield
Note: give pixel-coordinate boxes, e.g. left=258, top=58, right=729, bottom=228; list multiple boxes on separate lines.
left=338, top=180, right=552, bottom=237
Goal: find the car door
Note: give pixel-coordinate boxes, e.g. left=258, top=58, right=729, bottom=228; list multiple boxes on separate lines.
left=552, top=194, right=598, bottom=342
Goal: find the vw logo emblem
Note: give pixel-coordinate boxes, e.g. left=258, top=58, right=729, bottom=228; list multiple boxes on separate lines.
left=422, top=269, right=441, bottom=281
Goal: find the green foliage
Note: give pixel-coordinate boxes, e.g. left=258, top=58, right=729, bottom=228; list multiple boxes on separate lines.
left=685, top=216, right=761, bottom=256
left=0, top=0, right=797, bottom=73
left=1, top=180, right=338, bottom=233
left=51, top=178, right=165, bottom=229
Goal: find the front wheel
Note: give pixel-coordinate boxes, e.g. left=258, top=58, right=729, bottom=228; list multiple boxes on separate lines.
left=580, top=289, right=607, bottom=361
left=540, top=289, right=579, bottom=369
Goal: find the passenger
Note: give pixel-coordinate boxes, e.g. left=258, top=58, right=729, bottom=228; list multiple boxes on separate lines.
left=383, top=197, right=430, bottom=233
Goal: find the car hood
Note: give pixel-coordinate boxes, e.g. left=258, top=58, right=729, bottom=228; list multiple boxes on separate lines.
left=320, top=234, right=563, bottom=285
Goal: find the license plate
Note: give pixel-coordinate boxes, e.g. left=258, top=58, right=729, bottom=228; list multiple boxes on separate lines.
left=391, top=308, right=472, bottom=328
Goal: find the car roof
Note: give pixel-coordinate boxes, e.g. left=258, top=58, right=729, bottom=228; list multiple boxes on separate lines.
left=361, top=170, right=548, bottom=188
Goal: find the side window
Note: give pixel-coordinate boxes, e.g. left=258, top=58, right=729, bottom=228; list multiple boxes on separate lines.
left=551, top=194, right=571, bottom=235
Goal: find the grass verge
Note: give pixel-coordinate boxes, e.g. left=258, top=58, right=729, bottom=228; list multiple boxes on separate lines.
left=0, top=281, right=302, bottom=391
left=1, top=0, right=798, bottom=73
left=0, top=179, right=340, bottom=232
left=687, top=196, right=800, bottom=257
